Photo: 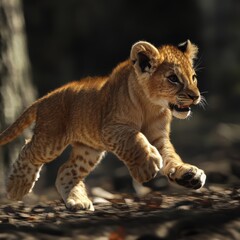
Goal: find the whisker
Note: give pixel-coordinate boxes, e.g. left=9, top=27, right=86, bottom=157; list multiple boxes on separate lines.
left=199, top=95, right=208, bottom=110
left=200, top=91, right=208, bottom=95
left=194, top=54, right=207, bottom=73
left=195, top=66, right=205, bottom=72
left=194, top=54, right=203, bottom=70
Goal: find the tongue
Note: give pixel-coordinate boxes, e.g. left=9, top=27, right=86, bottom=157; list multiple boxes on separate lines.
left=174, top=105, right=190, bottom=112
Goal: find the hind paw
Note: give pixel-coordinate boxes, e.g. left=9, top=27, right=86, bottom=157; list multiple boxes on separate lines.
left=66, top=197, right=94, bottom=211
left=6, top=163, right=42, bottom=201
left=7, top=177, right=36, bottom=200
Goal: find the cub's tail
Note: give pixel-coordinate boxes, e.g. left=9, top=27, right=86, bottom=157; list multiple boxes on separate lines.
left=0, top=103, right=38, bottom=146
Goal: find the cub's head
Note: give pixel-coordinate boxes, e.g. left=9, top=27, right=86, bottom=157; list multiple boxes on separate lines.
left=130, top=40, right=202, bottom=119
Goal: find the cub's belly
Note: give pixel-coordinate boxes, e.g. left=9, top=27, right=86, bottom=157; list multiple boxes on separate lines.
left=70, top=120, right=105, bottom=150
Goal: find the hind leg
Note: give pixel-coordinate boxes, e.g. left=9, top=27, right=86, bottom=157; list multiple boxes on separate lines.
left=56, top=143, right=105, bottom=211
left=7, top=135, right=67, bottom=200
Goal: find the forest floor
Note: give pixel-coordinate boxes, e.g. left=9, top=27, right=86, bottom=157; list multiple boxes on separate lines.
left=0, top=185, right=239, bottom=240
left=0, top=119, right=240, bottom=239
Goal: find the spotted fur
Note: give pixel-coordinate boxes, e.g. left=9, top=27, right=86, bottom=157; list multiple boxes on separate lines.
left=0, top=40, right=206, bottom=210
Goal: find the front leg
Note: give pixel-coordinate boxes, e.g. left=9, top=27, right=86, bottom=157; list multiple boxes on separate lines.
left=155, top=139, right=206, bottom=189
left=102, top=124, right=163, bottom=183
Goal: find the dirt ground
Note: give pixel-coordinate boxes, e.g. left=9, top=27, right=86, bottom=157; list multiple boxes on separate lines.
left=0, top=119, right=239, bottom=240
left=0, top=185, right=239, bottom=240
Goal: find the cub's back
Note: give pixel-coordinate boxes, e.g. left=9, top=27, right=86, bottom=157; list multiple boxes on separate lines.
left=34, top=77, right=108, bottom=144
left=34, top=60, right=132, bottom=148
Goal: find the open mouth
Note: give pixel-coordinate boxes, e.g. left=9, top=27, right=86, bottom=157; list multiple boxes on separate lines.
left=169, top=103, right=191, bottom=112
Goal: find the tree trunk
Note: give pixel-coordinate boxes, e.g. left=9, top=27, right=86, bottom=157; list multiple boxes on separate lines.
left=0, top=0, right=36, bottom=196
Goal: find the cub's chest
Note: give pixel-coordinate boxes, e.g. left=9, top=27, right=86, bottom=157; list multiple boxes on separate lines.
left=141, top=111, right=171, bottom=139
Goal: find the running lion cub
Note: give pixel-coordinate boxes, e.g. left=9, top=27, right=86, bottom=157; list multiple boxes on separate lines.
left=0, top=40, right=206, bottom=210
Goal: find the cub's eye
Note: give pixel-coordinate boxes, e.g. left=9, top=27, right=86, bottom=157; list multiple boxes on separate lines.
left=192, top=74, right=197, bottom=82
left=167, top=74, right=180, bottom=84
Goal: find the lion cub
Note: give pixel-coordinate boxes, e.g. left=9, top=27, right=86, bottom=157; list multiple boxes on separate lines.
left=0, top=40, right=206, bottom=210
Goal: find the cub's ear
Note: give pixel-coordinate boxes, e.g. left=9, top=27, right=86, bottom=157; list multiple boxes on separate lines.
left=130, top=41, right=160, bottom=77
left=178, top=40, right=198, bottom=65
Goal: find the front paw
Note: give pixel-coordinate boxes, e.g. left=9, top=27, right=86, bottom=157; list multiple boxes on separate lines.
left=129, top=147, right=163, bottom=183
left=167, top=164, right=206, bottom=189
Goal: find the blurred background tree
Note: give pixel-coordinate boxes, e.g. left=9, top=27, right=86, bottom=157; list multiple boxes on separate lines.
left=0, top=0, right=36, bottom=196
left=0, top=0, right=240, bottom=197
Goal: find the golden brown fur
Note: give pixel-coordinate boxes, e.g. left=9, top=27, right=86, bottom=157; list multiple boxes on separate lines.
left=0, top=40, right=206, bottom=210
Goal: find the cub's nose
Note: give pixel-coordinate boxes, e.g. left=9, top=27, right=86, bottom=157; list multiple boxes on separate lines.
left=187, top=94, right=199, bottom=101
left=187, top=94, right=200, bottom=104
